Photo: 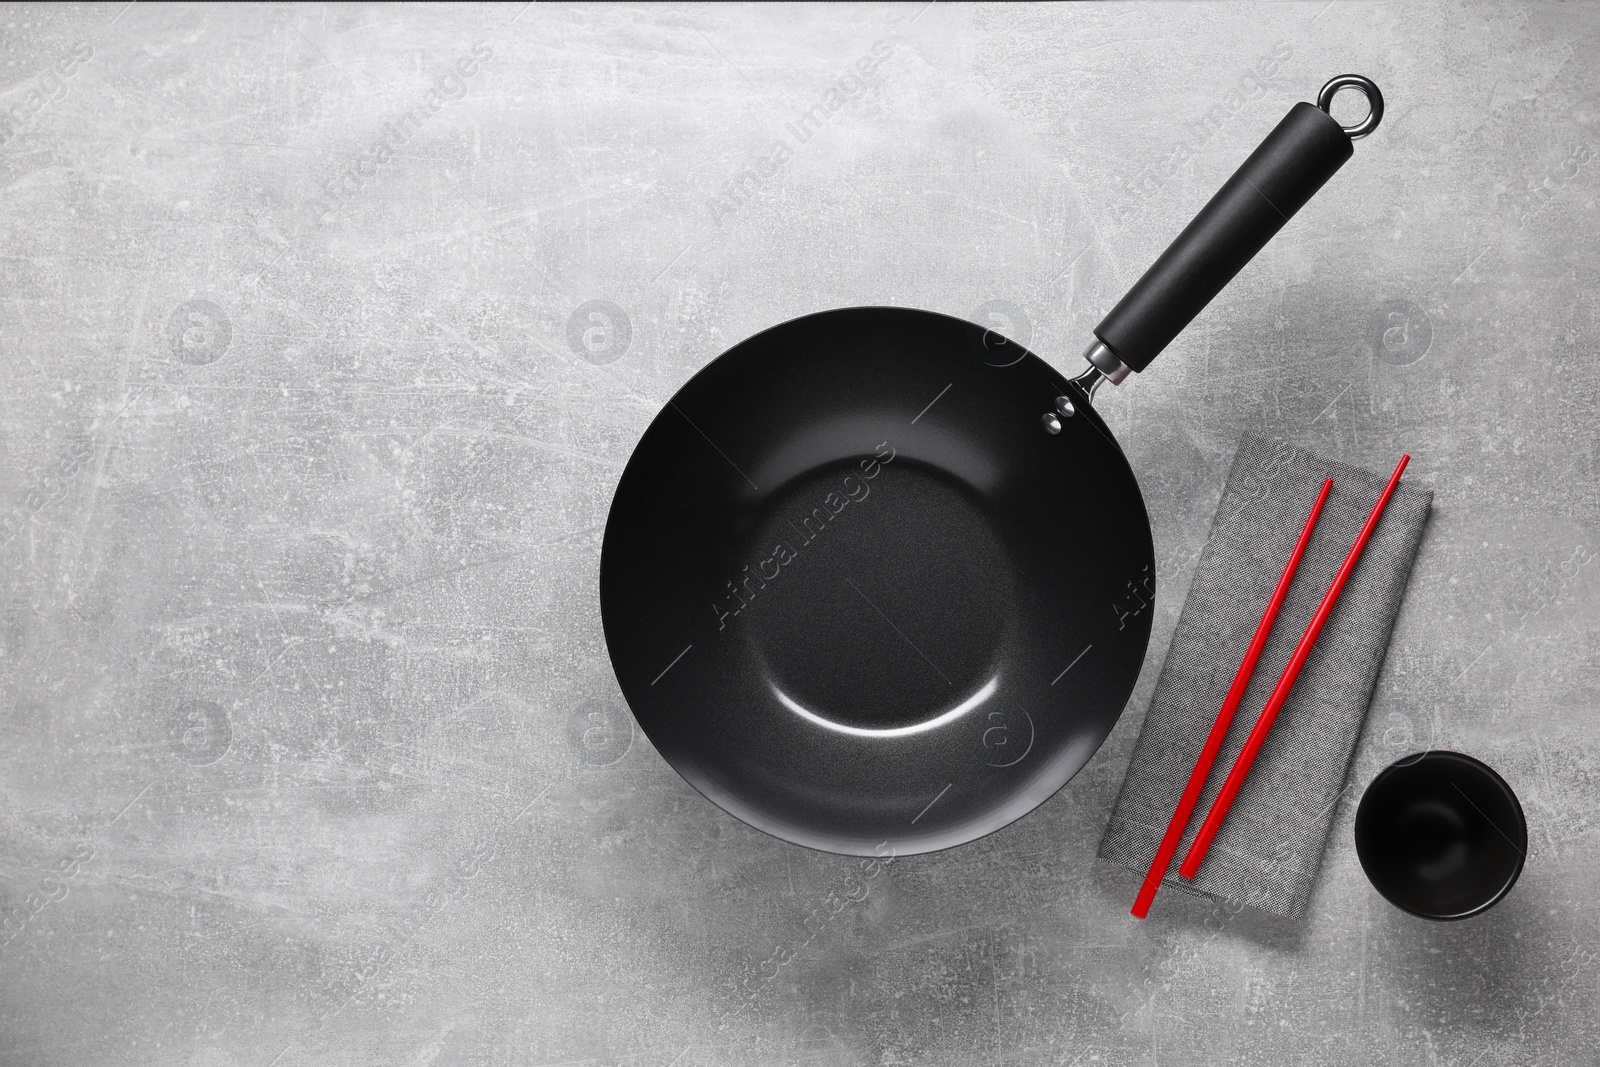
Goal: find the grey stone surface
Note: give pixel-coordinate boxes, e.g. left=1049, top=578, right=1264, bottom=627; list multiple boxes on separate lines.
left=1, top=2, right=1596, bottom=1065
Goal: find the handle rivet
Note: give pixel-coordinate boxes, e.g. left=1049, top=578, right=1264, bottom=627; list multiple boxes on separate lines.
left=1041, top=413, right=1061, bottom=435
left=1055, top=395, right=1077, bottom=418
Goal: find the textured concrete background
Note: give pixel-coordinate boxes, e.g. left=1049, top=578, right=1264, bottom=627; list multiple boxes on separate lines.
left=2, top=2, right=1597, bottom=1065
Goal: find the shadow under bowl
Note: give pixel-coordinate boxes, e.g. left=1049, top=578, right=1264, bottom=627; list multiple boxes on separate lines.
left=1354, top=750, right=1526, bottom=921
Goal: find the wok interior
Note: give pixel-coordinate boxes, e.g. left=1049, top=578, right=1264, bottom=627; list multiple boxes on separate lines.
left=600, top=308, right=1155, bottom=854
left=742, top=455, right=1016, bottom=733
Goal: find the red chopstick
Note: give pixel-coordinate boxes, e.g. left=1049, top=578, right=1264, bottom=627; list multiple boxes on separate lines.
left=1179, top=454, right=1411, bottom=880
left=1130, top=478, right=1332, bottom=920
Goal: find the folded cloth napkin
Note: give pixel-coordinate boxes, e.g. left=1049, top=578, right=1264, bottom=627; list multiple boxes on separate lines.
left=1099, top=433, right=1433, bottom=919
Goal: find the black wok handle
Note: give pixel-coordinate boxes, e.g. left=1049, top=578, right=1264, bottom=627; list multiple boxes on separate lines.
left=1091, top=76, right=1383, bottom=377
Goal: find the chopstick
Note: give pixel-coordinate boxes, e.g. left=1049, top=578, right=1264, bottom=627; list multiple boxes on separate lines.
left=1178, top=454, right=1411, bottom=880
left=1130, top=478, right=1333, bottom=920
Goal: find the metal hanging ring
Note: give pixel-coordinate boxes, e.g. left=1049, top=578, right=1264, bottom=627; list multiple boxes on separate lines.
left=1317, top=74, right=1384, bottom=140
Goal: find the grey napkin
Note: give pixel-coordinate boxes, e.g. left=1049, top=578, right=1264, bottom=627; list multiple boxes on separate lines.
left=1098, top=433, right=1432, bottom=919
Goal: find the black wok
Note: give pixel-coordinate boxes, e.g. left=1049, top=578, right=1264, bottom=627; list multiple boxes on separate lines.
left=600, top=76, right=1384, bottom=855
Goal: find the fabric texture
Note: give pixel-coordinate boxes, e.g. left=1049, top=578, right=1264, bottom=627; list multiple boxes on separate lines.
left=1098, top=433, right=1433, bottom=919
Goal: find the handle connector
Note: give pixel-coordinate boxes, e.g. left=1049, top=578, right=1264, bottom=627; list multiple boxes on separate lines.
left=1083, top=340, right=1131, bottom=385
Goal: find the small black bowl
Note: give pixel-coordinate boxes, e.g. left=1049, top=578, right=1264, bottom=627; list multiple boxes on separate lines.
left=1354, top=751, right=1527, bottom=921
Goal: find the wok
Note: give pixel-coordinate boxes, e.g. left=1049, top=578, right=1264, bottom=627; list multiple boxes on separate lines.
left=600, top=76, right=1384, bottom=855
